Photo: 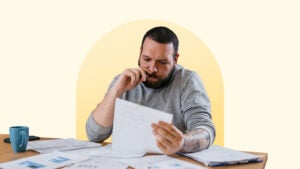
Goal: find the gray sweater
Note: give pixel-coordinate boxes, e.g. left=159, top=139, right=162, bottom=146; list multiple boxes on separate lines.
left=86, top=64, right=216, bottom=145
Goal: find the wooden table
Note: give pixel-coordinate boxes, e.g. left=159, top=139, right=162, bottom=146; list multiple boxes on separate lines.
left=0, top=134, right=268, bottom=169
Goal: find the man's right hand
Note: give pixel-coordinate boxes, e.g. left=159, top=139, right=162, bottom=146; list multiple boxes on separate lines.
left=92, top=68, right=147, bottom=128
left=112, top=68, right=147, bottom=96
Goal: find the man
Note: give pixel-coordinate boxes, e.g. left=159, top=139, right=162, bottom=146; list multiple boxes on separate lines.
left=86, top=26, right=215, bottom=155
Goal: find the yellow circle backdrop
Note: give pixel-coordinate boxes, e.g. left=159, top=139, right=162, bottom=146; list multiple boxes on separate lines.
left=76, top=20, right=224, bottom=145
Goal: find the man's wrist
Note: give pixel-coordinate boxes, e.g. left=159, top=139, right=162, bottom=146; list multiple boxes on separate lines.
left=178, top=129, right=210, bottom=153
left=109, top=86, right=123, bottom=98
left=178, top=137, right=186, bottom=152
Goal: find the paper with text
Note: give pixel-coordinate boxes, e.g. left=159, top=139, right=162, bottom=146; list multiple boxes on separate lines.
left=63, top=157, right=128, bottom=169
left=89, top=144, right=145, bottom=158
left=120, top=155, right=170, bottom=169
left=27, top=138, right=102, bottom=153
left=0, top=151, right=88, bottom=169
left=121, top=155, right=206, bottom=169
left=140, top=158, right=207, bottom=169
left=112, top=99, right=173, bottom=154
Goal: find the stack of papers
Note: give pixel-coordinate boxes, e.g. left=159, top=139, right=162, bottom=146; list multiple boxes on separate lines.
left=26, top=138, right=102, bottom=153
left=178, top=145, right=262, bottom=166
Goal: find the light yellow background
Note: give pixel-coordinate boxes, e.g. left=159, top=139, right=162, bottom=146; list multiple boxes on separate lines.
left=0, top=1, right=299, bottom=169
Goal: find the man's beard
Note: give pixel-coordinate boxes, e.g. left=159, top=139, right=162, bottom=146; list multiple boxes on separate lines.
left=143, top=66, right=175, bottom=89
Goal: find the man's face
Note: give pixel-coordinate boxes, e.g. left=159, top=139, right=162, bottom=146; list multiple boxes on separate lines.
left=139, top=37, right=178, bottom=89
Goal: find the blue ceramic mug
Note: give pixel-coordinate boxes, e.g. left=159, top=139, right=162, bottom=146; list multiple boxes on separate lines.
left=9, top=126, right=29, bottom=153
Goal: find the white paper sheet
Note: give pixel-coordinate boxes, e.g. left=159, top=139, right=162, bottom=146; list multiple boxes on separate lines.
left=120, top=155, right=170, bottom=168
left=26, top=138, right=102, bottom=153
left=0, top=152, right=88, bottom=169
left=63, top=157, right=128, bottom=169
left=112, top=99, right=173, bottom=154
left=140, top=158, right=207, bottom=169
left=121, top=155, right=206, bottom=169
left=64, top=147, right=105, bottom=157
left=88, top=144, right=145, bottom=158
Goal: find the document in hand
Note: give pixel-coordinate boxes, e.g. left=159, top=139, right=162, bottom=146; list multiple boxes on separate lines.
left=178, top=145, right=262, bottom=166
left=112, top=98, right=173, bottom=154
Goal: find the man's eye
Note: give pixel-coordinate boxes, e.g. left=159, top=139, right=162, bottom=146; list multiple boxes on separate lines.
left=144, top=58, right=151, bottom=62
left=159, top=61, right=168, bottom=64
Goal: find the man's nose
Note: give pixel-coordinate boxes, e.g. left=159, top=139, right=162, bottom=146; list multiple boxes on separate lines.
left=148, top=62, right=158, bottom=73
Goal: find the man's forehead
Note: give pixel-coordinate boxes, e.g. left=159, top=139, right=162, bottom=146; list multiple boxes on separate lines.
left=142, top=39, right=174, bottom=56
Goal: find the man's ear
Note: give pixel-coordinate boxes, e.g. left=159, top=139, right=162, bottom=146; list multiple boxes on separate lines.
left=174, top=54, right=179, bottom=63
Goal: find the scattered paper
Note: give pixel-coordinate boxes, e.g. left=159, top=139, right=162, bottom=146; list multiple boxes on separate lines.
left=64, top=147, right=105, bottom=157
left=120, top=155, right=170, bottom=168
left=121, top=155, right=206, bottom=169
left=88, top=144, right=145, bottom=158
left=0, top=151, right=88, bottom=169
left=112, top=99, right=173, bottom=154
left=27, top=138, right=102, bottom=153
left=63, top=157, right=128, bottom=169
left=141, top=158, right=207, bottom=169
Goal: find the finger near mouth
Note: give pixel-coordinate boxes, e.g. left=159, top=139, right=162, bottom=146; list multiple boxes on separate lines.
left=148, top=76, right=158, bottom=80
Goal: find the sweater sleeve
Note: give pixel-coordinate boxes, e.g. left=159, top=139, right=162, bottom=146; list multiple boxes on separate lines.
left=86, top=113, right=112, bottom=142
left=181, top=72, right=216, bottom=146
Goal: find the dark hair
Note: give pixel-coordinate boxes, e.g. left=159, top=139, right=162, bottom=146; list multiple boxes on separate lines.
left=141, top=26, right=179, bottom=57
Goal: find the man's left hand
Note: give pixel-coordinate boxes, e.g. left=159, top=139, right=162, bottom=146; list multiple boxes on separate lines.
left=151, top=121, right=184, bottom=155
